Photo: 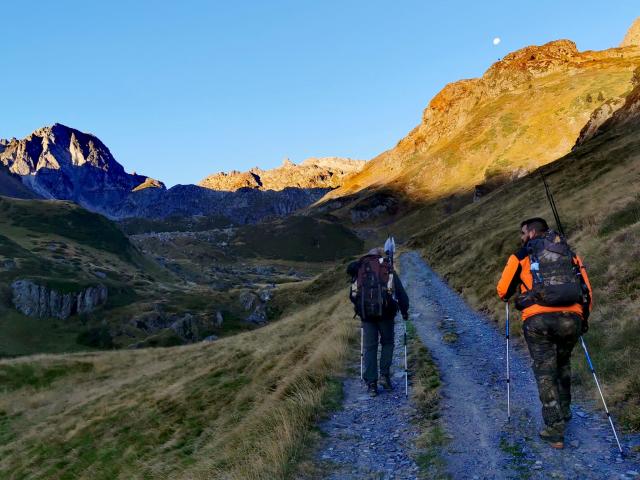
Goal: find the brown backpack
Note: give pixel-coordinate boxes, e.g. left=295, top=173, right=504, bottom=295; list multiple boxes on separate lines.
left=352, top=255, right=394, bottom=321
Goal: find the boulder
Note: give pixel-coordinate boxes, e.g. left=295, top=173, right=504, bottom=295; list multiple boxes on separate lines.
left=239, top=290, right=269, bottom=325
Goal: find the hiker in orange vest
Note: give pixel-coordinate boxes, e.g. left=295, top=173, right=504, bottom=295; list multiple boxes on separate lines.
left=497, top=217, right=593, bottom=449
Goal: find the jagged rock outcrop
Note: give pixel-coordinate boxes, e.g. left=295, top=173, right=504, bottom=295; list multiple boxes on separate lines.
left=577, top=83, right=640, bottom=143
left=0, top=123, right=164, bottom=215
left=127, top=307, right=223, bottom=345
left=199, top=157, right=365, bottom=191
left=621, top=17, right=640, bottom=47
left=11, top=279, right=108, bottom=319
left=573, top=97, right=626, bottom=148
left=239, top=289, right=272, bottom=324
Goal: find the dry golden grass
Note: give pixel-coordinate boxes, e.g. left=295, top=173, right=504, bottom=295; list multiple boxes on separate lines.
left=0, top=289, right=357, bottom=479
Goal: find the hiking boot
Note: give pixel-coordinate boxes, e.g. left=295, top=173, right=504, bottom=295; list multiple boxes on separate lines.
left=380, top=374, right=394, bottom=391
left=539, top=427, right=564, bottom=449
left=367, top=382, right=378, bottom=397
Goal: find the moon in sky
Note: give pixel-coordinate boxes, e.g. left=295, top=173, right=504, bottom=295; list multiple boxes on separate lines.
left=493, top=37, right=501, bottom=46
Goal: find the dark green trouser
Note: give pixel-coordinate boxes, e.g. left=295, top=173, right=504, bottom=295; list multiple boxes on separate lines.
left=523, top=312, right=581, bottom=437
left=363, top=317, right=394, bottom=384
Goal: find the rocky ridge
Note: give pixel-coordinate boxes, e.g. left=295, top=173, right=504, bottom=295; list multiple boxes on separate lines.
left=198, top=157, right=364, bottom=191
left=0, top=124, right=356, bottom=223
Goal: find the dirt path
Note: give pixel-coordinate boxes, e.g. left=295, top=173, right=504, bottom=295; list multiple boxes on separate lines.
left=400, top=251, right=640, bottom=479
left=308, top=319, right=421, bottom=480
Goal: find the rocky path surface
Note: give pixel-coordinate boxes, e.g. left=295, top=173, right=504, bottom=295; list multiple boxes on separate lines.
left=309, top=320, right=421, bottom=479
left=400, top=251, right=640, bottom=480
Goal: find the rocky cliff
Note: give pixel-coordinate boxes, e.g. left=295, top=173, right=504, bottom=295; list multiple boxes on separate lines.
left=11, top=279, right=108, bottom=319
left=576, top=82, right=640, bottom=145
left=0, top=124, right=164, bottom=216
left=198, top=157, right=364, bottom=191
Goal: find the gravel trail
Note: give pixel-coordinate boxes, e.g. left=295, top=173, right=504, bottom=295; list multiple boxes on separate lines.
left=400, top=250, right=640, bottom=480
left=309, top=319, right=421, bottom=479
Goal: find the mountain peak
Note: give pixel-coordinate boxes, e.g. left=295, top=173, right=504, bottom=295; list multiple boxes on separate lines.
left=621, top=17, right=640, bottom=47
left=0, top=124, right=164, bottom=211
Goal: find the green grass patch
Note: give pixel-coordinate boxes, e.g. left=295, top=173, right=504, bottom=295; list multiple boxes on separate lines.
left=599, top=197, right=640, bottom=235
left=119, top=215, right=234, bottom=234
left=0, top=197, right=134, bottom=263
left=0, top=361, right=93, bottom=391
left=0, top=310, right=91, bottom=357
left=406, top=320, right=447, bottom=478
left=232, top=216, right=363, bottom=262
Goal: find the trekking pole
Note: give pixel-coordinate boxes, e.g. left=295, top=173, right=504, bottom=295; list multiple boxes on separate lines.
left=579, top=336, right=624, bottom=455
left=540, top=171, right=623, bottom=453
left=404, top=320, right=408, bottom=397
left=360, top=324, right=364, bottom=380
left=506, top=302, right=511, bottom=422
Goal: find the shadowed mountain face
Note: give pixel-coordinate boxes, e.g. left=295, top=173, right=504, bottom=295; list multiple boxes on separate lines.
left=0, top=163, right=40, bottom=200
left=112, top=184, right=330, bottom=223
left=0, top=124, right=164, bottom=216
left=0, top=124, right=353, bottom=223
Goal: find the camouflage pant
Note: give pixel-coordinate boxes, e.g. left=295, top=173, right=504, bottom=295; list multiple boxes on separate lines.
left=523, top=312, right=582, bottom=435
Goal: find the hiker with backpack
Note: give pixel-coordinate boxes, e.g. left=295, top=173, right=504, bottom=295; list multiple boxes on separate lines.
left=497, top=217, right=593, bottom=449
left=347, top=247, right=410, bottom=397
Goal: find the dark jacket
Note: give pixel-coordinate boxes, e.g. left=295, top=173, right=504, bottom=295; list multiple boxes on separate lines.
left=391, top=274, right=410, bottom=319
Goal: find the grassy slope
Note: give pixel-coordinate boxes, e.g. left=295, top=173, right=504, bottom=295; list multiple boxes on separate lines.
left=0, top=197, right=290, bottom=354
left=392, top=67, right=634, bottom=197
left=319, top=50, right=639, bottom=230
left=0, top=269, right=356, bottom=480
left=408, top=122, right=640, bottom=428
left=0, top=197, right=165, bottom=354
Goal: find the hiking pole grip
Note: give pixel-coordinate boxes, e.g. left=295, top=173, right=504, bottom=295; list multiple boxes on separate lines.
left=580, top=336, right=623, bottom=455
left=506, top=302, right=511, bottom=422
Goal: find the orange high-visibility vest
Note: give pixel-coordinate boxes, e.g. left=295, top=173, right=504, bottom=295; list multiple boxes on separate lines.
left=497, top=245, right=593, bottom=321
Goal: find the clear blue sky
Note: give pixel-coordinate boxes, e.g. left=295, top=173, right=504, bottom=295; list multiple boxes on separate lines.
left=1, top=1, right=637, bottom=186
